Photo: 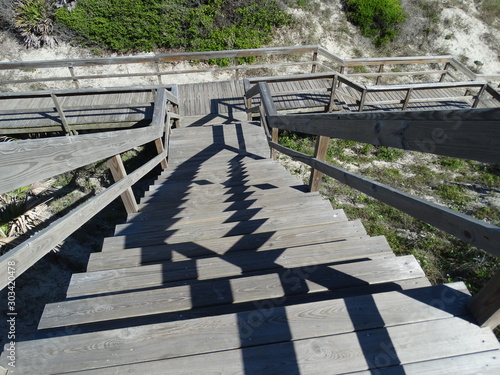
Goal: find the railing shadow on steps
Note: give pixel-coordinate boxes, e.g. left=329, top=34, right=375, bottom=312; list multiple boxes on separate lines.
left=245, top=80, right=500, bottom=329
left=0, top=86, right=180, bottom=291
left=29, top=122, right=473, bottom=375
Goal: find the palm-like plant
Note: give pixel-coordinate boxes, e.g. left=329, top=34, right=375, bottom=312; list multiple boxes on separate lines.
left=14, top=0, right=56, bottom=48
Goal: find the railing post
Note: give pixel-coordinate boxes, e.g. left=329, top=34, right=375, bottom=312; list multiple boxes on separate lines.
left=358, top=89, right=367, bottom=111
left=402, top=88, right=413, bottom=110
left=50, top=93, right=73, bottom=135
left=155, top=61, right=163, bottom=84
left=472, top=84, right=487, bottom=108
left=155, top=138, right=168, bottom=169
left=107, top=155, right=139, bottom=214
left=469, top=269, right=500, bottom=329
left=328, top=75, right=339, bottom=112
left=440, top=62, right=450, bottom=82
left=311, top=51, right=318, bottom=73
left=234, top=57, right=240, bottom=80
left=375, top=64, right=384, bottom=85
left=309, top=135, right=330, bottom=192
left=338, top=66, right=345, bottom=87
left=68, top=66, right=80, bottom=88
left=271, top=127, right=279, bottom=160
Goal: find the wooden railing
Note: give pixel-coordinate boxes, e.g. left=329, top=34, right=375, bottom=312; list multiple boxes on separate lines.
left=244, top=72, right=500, bottom=115
left=0, top=85, right=180, bottom=135
left=316, top=46, right=500, bottom=86
left=246, top=80, right=500, bottom=329
left=1, top=45, right=498, bottom=92
left=0, top=86, right=178, bottom=290
left=0, top=46, right=323, bottom=90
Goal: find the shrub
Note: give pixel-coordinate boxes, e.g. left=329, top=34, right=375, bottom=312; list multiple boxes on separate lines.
left=14, top=0, right=56, bottom=48
left=55, top=0, right=292, bottom=56
left=480, top=0, right=500, bottom=27
left=344, top=0, right=407, bottom=46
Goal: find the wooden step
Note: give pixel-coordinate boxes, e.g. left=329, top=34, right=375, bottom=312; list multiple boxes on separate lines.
left=127, top=191, right=323, bottom=224
left=155, top=159, right=286, bottom=181
left=38, top=255, right=425, bottom=329
left=68, top=236, right=394, bottom=298
left=4, top=283, right=483, bottom=374
left=45, top=318, right=497, bottom=375
left=143, top=172, right=304, bottom=199
left=153, top=162, right=298, bottom=186
left=101, top=208, right=347, bottom=251
left=115, top=198, right=333, bottom=236
left=179, top=111, right=248, bottom=127
left=137, top=184, right=312, bottom=212
left=167, top=150, right=270, bottom=169
left=88, top=220, right=368, bottom=271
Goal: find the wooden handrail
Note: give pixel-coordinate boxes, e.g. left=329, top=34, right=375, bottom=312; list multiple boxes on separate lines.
left=343, top=55, right=453, bottom=66
left=252, top=81, right=500, bottom=328
left=0, top=85, right=178, bottom=135
left=0, top=87, right=176, bottom=289
left=2, top=45, right=498, bottom=92
left=267, top=109, right=500, bottom=164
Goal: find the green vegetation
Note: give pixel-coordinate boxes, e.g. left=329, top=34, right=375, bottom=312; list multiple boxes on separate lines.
left=55, top=0, right=292, bottom=60
left=277, top=133, right=500, bottom=295
left=344, top=0, right=407, bottom=46
left=14, top=0, right=55, bottom=48
left=480, top=0, right=500, bottom=28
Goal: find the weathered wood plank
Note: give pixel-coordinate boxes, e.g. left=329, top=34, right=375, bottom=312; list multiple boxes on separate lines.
left=344, top=55, right=453, bottom=66
left=88, top=220, right=368, bottom=271
left=115, top=200, right=333, bottom=237
left=0, top=151, right=166, bottom=290
left=4, top=283, right=474, bottom=374
left=349, top=351, right=500, bottom=375
left=107, top=155, right=139, bottom=214
left=469, top=268, right=500, bottom=329
left=101, top=207, right=347, bottom=250
left=80, top=318, right=497, bottom=375
left=0, top=91, right=169, bottom=194
left=39, top=255, right=424, bottom=328
left=118, top=195, right=329, bottom=235
left=68, top=235, right=393, bottom=297
left=266, top=141, right=500, bottom=258
left=268, top=108, right=500, bottom=163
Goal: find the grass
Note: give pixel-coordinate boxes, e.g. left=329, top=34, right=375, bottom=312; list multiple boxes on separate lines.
left=277, top=132, right=500, bottom=295
left=480, top=0, right=500, bottom=28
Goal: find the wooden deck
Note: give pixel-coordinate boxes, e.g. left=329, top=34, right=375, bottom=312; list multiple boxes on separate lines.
left=1, top=78, right=498, bottom=133
left=1, top=120, right=499, bottom=374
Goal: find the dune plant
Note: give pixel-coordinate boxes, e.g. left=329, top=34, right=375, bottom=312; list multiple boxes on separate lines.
left=55, top=0, right=292, bottom=59
left=14, top=0, right=56, bottom=48
left=345, top=0, right=407, bottom=46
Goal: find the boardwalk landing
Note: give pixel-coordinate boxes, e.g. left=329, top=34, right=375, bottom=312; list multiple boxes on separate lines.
left=1, top=119, right=499, bottom=374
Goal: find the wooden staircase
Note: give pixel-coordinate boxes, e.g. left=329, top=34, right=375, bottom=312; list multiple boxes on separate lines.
left=1, top=121, right=499, bottom=374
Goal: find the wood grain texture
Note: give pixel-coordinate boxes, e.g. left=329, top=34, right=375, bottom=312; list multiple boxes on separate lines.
left=3, top=283, right=476, bottom=374
left=0, top=151, right=166, bottom=290
left=38, top=255, right=424, bottom=328
left=0, top=109, right=166, bottom=195
left=265, top=141, right=500, bottom=258
left=101, top=207, right=347, bottom=251
left=116, top=197, right=332, bottom=236
left=88, top=220, right=367, bottom=270
left=27, top=317, right=499, bottom=375
left=68, top=236, right=393, bottom=297
left=268, top=108, right=500, bottom=163
left=469, top=268, right=500, bottom=328
left=107, top=155, right=139, bottom=214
